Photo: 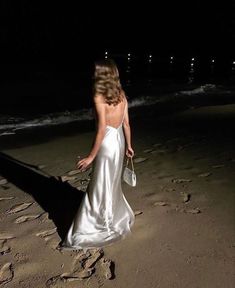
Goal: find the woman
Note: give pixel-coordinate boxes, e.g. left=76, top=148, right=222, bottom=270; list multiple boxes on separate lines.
left=60, top=59, right=135, bottom=251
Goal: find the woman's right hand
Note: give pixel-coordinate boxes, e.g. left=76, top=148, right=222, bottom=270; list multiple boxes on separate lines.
left=76, top=156, right=93, bottom=172
left=126, top=147, right=134, bottom=158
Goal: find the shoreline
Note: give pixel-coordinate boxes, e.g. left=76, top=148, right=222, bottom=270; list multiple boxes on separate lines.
left=1, top=90, right=235, bottom=151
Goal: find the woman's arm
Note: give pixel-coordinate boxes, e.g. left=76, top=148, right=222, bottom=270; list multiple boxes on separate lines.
left=77, top=94, right=106, bottom=171
left=123, top=98, right=134, bottom=158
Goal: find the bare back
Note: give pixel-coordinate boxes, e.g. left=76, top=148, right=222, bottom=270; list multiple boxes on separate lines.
left=105, top=97, right=127, bottom=129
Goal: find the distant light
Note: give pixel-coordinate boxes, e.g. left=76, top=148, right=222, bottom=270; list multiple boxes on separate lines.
left=212, top=59, right=215, bottom=63
left=105, top=56, right=108, bottom=59
left=233, top=61, right=235, bottom=65
left=191, top=57, right=195, bottom=61
left=149, top=59, right=152, bottom=63
left=191, top=63, right=194, bottom=67
left=105, top=51, right=108, bottom=55
left=149, top=54, right=152, bottom=58
left=170, top=56, right=174, bottom=60
left=128, top=57, right=131, bottom=61
left=128, top=53, right=131, bottom=57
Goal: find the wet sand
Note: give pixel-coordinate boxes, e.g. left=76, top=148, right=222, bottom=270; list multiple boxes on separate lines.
left=0, top=103, right=235, bottom=287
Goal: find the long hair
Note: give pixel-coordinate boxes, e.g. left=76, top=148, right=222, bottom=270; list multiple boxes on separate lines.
left=93, top=59, right=125, bottom=106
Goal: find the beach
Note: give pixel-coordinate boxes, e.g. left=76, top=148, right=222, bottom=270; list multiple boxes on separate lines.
left=0, top=102, right=235, bottom=287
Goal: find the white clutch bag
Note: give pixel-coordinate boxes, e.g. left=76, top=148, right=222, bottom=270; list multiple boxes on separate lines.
left=123, top=157, right=136, bottom=187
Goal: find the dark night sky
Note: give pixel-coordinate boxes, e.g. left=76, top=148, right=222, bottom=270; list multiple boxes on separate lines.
left=0, top=1, right=234, bottom=80
left=89, top=2, right=235, bottom=55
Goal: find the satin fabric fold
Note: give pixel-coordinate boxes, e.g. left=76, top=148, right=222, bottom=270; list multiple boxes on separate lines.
left=61, top=120, right=135, bottom=251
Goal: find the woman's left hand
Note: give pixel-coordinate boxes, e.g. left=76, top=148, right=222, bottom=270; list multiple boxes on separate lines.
left=76, top=156, right=93, bottom=172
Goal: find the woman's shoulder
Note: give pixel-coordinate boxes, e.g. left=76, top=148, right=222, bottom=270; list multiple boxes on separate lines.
left=93, top=93, right=106, bottom=104
left=121, top=90, right=128, bottom=105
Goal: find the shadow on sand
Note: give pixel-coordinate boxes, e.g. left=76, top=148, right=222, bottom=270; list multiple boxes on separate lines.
left=0, top=152, right=84, bottom=242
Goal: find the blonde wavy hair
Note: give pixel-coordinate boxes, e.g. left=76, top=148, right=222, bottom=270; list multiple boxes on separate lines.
left=93, top=59, right=125, bottom=106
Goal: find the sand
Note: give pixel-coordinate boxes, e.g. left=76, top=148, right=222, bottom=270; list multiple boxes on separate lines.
left=0, top=104, right=235, bottom=287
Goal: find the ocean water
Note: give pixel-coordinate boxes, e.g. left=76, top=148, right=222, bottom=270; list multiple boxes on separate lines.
left=1, top=83, right=234, bottom=137
left=1, top=55, right=235, bottom=137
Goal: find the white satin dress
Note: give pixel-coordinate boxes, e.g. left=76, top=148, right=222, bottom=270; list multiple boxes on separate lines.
left=61, top=102, right=135, bottom=251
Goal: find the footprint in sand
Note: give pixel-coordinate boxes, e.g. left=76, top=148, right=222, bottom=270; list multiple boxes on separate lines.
left=72, top=250, right=91, bottom=266
left=180, top=192, right=191, bottom=203
left=82, top=249, right=104, bottom=269
left=63, top=249, right=105, bottom=282
left=38, top=164, right=46, bottom=169
left=212, top=164, right=225, bottom=169
left=0, top=197, right=15, bottom=202
left=6, top=202, right=34, bottom=214
left=172, top=178, right=192, bottom=184
left=198, top=172, right=212, bottom=177
left=62, top=267, right=95, bottom=282
left=153, top=201, right=168, bottom=207
left=0, top=263, right=14, bottom=285
left=0, top=179, right=9, bottom=190
left=0, top=178, right=8, bottom=186
left=14, top=214, right=42, bottom=224
left=133, top=157, right=148, bottom=164
left=38, top=212, right=50, bottom=223
left=0, top=233, right=15, bottom=241
left=49, top=249, right=114, bottom=283
left=100, top=258, right=114, bottom=280
left=67, top=169, right=81, bottom=176
left=0, top=240, right=11, bottom=255
left=46, top=267, right=95, bottom=286
left=184, top=208, right=201, bottom=214
left=134, top=210, right=143, bottom=216
left=60, top=175, right=78, bottom=182
left=36, top=228, right=57, bottom=238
